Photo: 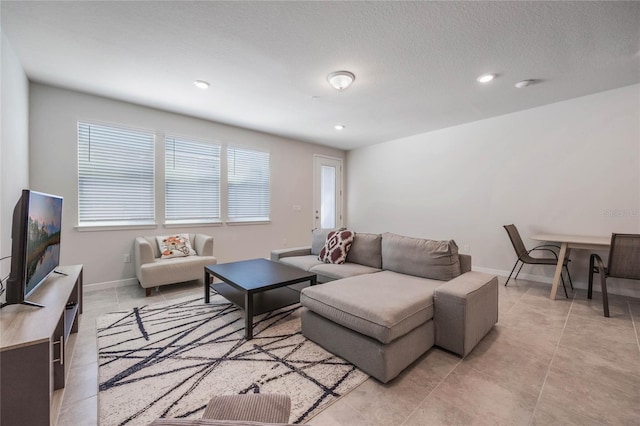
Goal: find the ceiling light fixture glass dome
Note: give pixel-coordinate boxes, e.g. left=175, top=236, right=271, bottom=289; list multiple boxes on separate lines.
left=194, top=80, right=210, bottom=89
left=476, top=74, right=496, bottom=83
left=327, top=71, right=355, bottom=91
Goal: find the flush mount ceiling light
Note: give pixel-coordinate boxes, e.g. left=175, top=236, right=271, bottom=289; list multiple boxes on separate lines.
left=476, top=73, right=496, bottom=83
left=515, top=79, right=536, bottom=88
left=327, top=71, right=355, bottom=91
left=334, top=124, right=346, bottom=130
left=194, top=80, right=210, bottom=90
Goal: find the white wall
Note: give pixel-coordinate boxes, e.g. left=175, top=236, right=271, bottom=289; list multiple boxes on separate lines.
left=1, top=32, right=30, bottom=297
left=29, top=84, right=344, bottom=287
left=347, top=84, right=640, bottom=297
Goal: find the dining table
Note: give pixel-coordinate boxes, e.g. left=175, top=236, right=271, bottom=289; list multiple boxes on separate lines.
left=530, top=233, right=611, bottom=300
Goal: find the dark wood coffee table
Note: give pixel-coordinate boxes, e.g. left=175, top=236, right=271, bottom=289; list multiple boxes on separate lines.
left=204, top=258, right=317, bottom=339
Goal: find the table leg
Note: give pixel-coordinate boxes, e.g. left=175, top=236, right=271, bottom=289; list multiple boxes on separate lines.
left=244, top=292, right=254, bottom=340
left=549, top=243, right=568, bottom=300
left=310, top=276, right=317, bottom=286
left=204, top=271, right=211, bottom=303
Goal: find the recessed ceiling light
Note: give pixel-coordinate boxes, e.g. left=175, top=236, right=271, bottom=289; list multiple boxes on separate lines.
left=327, top=71, right=355, bottom=91
left=194, top=80, right=210, bottom=90
left=476, top=74, right=496, bottom=83
left=334, top=124, right=346, bottom=130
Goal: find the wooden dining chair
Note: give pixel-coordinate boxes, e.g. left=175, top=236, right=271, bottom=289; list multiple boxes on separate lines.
left=588, top=233, right=640, bottom=317
left=503, top=224, right=573, bottom=297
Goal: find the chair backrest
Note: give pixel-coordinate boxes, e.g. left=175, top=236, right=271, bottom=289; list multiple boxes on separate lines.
left=504, top=224, right=529, bottom=259
left=607, top=233, right=640, bottom=279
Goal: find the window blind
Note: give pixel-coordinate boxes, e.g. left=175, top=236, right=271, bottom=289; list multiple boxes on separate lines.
left=227, top=147, right=270, bottom=222
left=77, top=122, right=155, bottom=227
left=165, top=136, right=221, bottom=223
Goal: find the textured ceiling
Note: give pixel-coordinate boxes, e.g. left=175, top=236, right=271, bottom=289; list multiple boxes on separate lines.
left=2, top=1, right=639, bottom=150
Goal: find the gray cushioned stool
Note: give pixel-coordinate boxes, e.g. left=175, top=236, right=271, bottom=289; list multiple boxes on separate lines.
left=202, top=394, right=291, bottom=424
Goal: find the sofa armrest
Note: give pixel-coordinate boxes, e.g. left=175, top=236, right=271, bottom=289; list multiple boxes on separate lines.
left=271, top=247, right=312, bottom=262
left=434, top=271, right=498, bottom=357
left=194, top=234, right=214, bottom=256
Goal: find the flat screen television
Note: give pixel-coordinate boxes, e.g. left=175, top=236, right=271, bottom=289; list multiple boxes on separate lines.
left=2, top=189, right=63, bottom=308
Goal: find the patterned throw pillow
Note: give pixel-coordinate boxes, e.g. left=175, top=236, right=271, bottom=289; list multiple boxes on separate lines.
left=156, top=234, right=196, bottom=259
left=318, top=230, right=355, bottom=264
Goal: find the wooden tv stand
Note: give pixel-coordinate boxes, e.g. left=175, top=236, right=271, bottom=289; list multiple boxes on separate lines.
left=0, top=264, right=83, bottom=425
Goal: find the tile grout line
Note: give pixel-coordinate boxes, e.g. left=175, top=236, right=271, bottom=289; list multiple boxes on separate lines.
left=629, top=301, right=640, bottom=353
left=399, top=281, right=539, bottom=425
left=398, top=358, right=464, bottom=425
left=503, top=280, right=543, bottom=316
left=527, top=290, right=576, bottom=425
left=114, top=286, right=122, bottom=311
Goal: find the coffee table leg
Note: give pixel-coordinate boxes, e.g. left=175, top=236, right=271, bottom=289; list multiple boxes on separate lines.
left=204, top=271, right=211, bottom=303
left=244, top=292, right=254, bottom=340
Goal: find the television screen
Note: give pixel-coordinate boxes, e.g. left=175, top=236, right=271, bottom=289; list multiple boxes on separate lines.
left=24, top=191, right=63, bottom=296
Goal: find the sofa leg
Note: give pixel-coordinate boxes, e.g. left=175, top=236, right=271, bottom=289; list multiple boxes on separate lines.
left=145, top=287, right=151, bottom=297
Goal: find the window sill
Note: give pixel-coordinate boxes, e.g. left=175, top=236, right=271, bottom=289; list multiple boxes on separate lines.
left=76, top=222, right=158, bottom=232
left=163, top=220, right=223, bottom=228
left=226, top=219, right=271, bottom=226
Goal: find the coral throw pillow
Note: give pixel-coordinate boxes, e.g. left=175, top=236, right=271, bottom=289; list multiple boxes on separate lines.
left=157, top=234, right=196, bottom=259
left=318, top=230, right=355, bottom=264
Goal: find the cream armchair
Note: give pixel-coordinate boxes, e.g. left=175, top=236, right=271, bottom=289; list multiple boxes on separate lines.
left=134, top=233, right=217, bottom=296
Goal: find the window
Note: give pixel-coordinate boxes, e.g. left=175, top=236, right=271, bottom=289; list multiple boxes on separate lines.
left=77, top=122, right=155, bottom=227
left=227, top=147, right=270, bottom=222
left=165, top=136, right=221, bottom=224
left=320, top=165, right=337, bottom=228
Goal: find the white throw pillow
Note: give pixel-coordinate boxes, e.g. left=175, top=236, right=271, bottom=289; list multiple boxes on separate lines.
left=156, top=234, right=196, bottom=259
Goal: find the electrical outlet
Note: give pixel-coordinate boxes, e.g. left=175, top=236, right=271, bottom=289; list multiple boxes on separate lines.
left=463, top=244, right=470, bottom=253
left=123, top=253, right=131, bottom=263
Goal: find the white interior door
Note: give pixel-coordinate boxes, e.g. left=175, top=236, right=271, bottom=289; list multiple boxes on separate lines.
left=313, top=155, right=343, bottom=229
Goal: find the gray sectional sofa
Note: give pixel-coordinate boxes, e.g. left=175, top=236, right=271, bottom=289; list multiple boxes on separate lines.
left=271, top=230, right=498, bottom=383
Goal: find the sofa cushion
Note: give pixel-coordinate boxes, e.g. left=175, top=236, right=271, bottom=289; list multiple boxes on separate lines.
left=345, top=233, right=382, bottom=269
left=279, top=255, right=323, bottom=272
left=309, top=262, right=381, bottom=281
left=318, top=230, right=355, bottom=264
left=381, top=233, right=461, bottom=281
left=300, top=271, right=443, bottom=344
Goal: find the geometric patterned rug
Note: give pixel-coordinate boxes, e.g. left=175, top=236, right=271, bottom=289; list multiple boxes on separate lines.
left=96, top=294, right=368, bottom=425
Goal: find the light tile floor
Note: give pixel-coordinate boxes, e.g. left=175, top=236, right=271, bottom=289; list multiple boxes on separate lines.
left=57, top=277, right=640, bottom=425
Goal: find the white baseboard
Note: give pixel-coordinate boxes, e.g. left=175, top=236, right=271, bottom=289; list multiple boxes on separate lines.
left=472, top=266, right=555, bottom=285
left=471, top=266, right=640, bottom=298
left=84, top=278, right=138, bottom=293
